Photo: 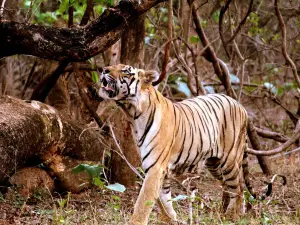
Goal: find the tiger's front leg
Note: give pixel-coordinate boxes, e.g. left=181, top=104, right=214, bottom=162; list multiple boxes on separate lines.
left=129, top=166, right=166, bottom=225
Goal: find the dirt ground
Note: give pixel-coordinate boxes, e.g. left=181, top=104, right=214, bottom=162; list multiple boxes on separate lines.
left=0, top=153, right=299, bottom=225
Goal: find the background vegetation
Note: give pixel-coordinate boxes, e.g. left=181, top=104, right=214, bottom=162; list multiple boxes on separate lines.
left=0, top=0, right=299, bottom=224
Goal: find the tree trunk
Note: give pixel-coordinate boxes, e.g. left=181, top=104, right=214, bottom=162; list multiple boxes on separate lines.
left=0, top=96, right=105, bottom=190
left=107, top=15, right=146, bottom=187
left=247, top=121, right=272, bottom=175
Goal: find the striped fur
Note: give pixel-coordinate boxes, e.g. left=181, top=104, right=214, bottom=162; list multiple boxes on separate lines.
left=97, top=64, right=256, bottom=225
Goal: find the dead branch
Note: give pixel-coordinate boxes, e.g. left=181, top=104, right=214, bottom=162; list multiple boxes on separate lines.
left=152, top=0, right=173, bottom=86
left=64, top=63, right=102, bottom=73
left=30, top=2, right=105, bottom=103
left=274, top=0, right=300, bottom=88
left=255, top=127, right=289, bottom=143
left=247, top=121, right=300, bottom=155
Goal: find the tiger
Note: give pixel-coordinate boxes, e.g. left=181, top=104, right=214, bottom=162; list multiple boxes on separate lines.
left=95, top=64, right=268, bottom=225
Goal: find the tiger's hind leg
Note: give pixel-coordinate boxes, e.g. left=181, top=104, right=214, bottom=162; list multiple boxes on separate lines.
left=205, top=157, right=243, bottom=219
left=221, top=166, right=243, bottom=218
left=158, top=175, right=177, bottom=223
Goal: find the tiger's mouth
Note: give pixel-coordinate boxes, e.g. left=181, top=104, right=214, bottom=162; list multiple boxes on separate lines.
left=101, top=76, right=119, bottom=98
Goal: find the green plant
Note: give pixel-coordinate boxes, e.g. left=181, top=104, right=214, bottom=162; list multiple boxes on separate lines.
left=72, top=163, right=126, bottom=193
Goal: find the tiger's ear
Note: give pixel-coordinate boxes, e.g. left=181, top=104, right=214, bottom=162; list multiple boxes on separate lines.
left=138, top=70, right=159, bottom=84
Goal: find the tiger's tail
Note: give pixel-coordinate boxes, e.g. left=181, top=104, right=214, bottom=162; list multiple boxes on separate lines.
left=242, top=145, right=287, bottom=200
left=242, top=151, right=257, bottom=199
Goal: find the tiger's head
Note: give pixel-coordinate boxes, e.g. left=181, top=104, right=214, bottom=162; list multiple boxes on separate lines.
left=96, top=64, right=159, bottom=101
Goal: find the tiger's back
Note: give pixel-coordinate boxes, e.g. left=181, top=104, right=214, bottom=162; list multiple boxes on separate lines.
left=168, top=94, right=248, bottom=176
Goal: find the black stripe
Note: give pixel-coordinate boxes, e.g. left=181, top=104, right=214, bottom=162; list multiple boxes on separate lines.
left=213, top=95, right=227, bottom=129
left=129, top=77, right=136, bottom=86
left=144, top=127, right=176, bottom=173
left=154, top=90, right=160, bottom=102
left=138, top=105, right=156, bottom=147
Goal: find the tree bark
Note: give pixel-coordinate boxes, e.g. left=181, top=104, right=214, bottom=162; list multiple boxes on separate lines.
left=0, top=96, right=104, bottom=185
left=108, top=14, right=146, bottom=187
left=0, top=0, right=165, bottom=61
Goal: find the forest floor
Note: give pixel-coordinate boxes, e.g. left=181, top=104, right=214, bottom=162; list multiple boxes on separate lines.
left=0, top=154, right=299, bottom=225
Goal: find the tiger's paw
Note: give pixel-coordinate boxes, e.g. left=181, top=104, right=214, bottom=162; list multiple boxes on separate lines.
left=158, top=211, right=177, bottom=224
left=128, top=217, right=147, bottom=225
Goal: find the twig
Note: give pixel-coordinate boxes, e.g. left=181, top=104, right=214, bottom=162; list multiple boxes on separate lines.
left=269, top=95, right=299, bottom=125
left=274, top=0, right=300, bottom=88
left=152, top=0, right=173, bottom=86
left=172, top=40, right=197, bottom=96
left=109, top=124, right=175, bottom=221
left=21, top=61, right=37, bottom=98
left=232, top=28, right=247, bottom=102
left=177, top=37, right=206, bottom=95
left=109, top=124, right=144, bottom=180
left=25, top=0, right=34, bottom=23
left=219, top=0, right=253, bottom=73
left=237, top=59, right=247, bottom=102
left=73, top=63, right=104, bottom=128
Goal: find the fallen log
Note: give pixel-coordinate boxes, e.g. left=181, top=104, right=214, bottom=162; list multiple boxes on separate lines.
left=0, top=96, right=104, bottom=188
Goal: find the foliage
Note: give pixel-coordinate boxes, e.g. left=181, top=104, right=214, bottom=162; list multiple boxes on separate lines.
left=22, top=0, right=113, bottom=25
left=72, top=163, right=126, bottom=193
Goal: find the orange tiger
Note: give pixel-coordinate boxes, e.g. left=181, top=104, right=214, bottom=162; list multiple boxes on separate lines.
left=95, top=64, right=272, bottom=225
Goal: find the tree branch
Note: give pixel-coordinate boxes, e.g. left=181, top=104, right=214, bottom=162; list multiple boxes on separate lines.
left=0, top=0, right=165, bottom=61
left=219, top=0, right=253, bottom=58
left=274, top=0, right=300, bottom=88
left=68, top=0, right=74, bottom=28
left=255, top=127, right=289, bottom=143
left=152, top=0, right=173, bottom=86
left=247, top=121, right=300, bottom=155
left=218, top=0, right=232, bottom=58
left=30, top=61, right=69, bottom=101
left=80, top=0, right=94, bottom=26
left=226, top=0, right=253, bottom=45
left=188, top=0, right=236, bottom=99
left=73, top=63, right=104, bottom=128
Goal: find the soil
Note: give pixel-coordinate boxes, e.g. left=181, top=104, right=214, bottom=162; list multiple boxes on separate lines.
left=0, top=154, right=299, bottom=225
